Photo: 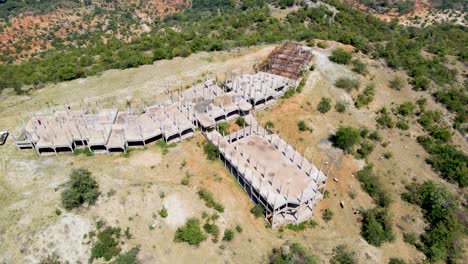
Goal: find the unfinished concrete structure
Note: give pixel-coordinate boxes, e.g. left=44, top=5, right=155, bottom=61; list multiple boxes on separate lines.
left=224, top=71, right=296, bottom=110
left=205, top=116, right=328, bottom=227
left=256, top=42, right=313, bottom=80
left=13, top=80, right=251, bottom=154
left=13, top=43, right=328, bottom=227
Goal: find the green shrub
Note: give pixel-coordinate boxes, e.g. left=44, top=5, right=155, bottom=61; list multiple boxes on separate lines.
left=351, top=59, right=367, bottom=75
left=181, top=176, right=190, bottom=185
left=397, top=102, right=415, bottom=116
left=333, top=126, right=361, bottom=153
left=174, top=218, right=207, bottom=246
left=329, top=48, right=352, bottom=64
left=383, top=151, right=393, bottom=159
left=159, top=206, right=168, bottom=218
left=330, top=245, right=356, bottom=264
left=39, top=255, right=61, bottom=264
left=322, top=208, right=333, bottom=222
left=335, top=77, right=360, bottom=91
left=396, top=120, right=409, bottom=130
left=113, top=247, right=141, bottom=264
left=235, top=225, right=243, bottom=233
left=203, top=143, right=219, bottom=161
left=335, top=99, right=349, bottom=113
left=217, top=122, right=230, bottom=135
left=317, top=42, right=328, bottom=49
left=265, top=120, right=274, bottom=129
left=317, top=97, right=331, bottom=113
left=61, top=168, right=99, bottom=210
left=411, top=76, right=430, bottom=91
left=369, top=131, right=382, bottom=141
left=203, top=222, right=220, bottom=238
left=357, top=164, right=391, bottom=208
left=376, top=107, right=395, bottom=128
left=269, top=242, right=319, bottom=264
left=90, top=226, right=122, bottom=261
left=356, top=140, right=374, bottom=159
left=197, top=189, right=224, bottom=212
left=388, top=258, right=406, bottom=264
left=389, top=76, right=405, bottom=90
left=361, top=208, right=395, bottom=246
left=235, top=117, right=246, bottom=127
left=250, top=204, right=265, bottom=218
left=222, top=228, right=234, bottom=241
left=354, top=84, right=375, bottom=108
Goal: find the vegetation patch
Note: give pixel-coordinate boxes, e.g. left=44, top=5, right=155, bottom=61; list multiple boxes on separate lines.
left=354, top=84, right=375, bottom=108
left=317, top=97, right=332, bottom=113
left=334, top=77, right=360, bottom=91
left=61, top=168, right=99, bottom=210
left=174, top=218, right=207, bottom=246
left=203, top=143, right=219, bottom=161
left=330, top=245, right=356, bottom=264
left=361, top=208, right=395, bottom=246
left=197, top=188, right=224, bottom=212
left=329, top=48, right=353, bottom=65
left=356, top=164, right=390, bottom=208
left=402, top=181, right=464, bottom=263
left=269, top=242, right=319, bottom=264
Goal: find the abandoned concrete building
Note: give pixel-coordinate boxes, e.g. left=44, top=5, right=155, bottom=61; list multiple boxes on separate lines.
left=13, top=43, right=327, bottom=226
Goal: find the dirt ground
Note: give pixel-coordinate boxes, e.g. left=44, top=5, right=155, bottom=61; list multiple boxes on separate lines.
left=0, top=43, right=466, bottom=263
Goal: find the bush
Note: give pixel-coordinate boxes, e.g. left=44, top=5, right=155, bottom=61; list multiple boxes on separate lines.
left=376, top=107, right=395, bottom=128
left=317, top=42, right=328, bottom=49
left=113, top=247, right=141, bottom=264
left=90, top=226, right=122, bottom=261
left=354, top=84, right=375, bottom=108
left=357, top=164, right=391, bottom=208
left=389, top=76, right=405, bottom=90
left=235, top=117, right=246, bottom=127
left=329, top=48, right=352, bottom=64
left=61, top=168, right=99, bottom=210
left=330, top=245, right=356, bottom=264
left=222, top=228, right=234, bottom=241
left=335, top=99, right=349, bottom=113
left=217, top=122, right=230, bottom=135
left=159, top=206, right=168, bottom=218
left=411, top=76, right=430, bottom=91
left=235, top=225, right=243, bottom=233
left=369, top=131, right=382, bottom=141
left=388, top=258, right=406, bottom=264
left=203, top=143, right=219, bottom=161
left=361, top=208, right=395, bottom=246
left=356, top=140, right=374, bottom=159
left=322, top=208, right=333, bottom=222
left=269, top=242, right=319, bottom=264
left=397, top=102, right=415, bottom=116
left=174, top=218, right=207, bottom=246
left=203, top=222, right=220, bottom=238
left=334, top=77, right=360, bottom=91
left=351, top=59, right=367, bottom=75
left=333, top=126, right=361, bottom=153
left=250, top=204, right=265, bottom=218
left=317, top=97, right=331, bottom=113
left=396, top=120, right=409, bottom=130
left=197, top=189, right=224, bottom=212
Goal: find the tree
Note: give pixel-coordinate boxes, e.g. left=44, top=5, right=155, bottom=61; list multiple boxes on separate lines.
left=222, top=228, right=234, bottom=241
left=61, top=168, right=99, bottom=210
left=333, top=126, right=361, bottom=153
left=361, top=208, right=395, bottom=246
left=317, top=97, right=332, bottom=113
left=329, top=48, right=352, bottom=64
left=250, top=204, right=265, bottom=218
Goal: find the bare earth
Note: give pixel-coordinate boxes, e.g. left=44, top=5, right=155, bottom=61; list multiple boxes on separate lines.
left=0, top=43, right=466, bottom=263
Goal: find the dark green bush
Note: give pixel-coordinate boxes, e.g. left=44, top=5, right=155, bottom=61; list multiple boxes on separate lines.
left=269, top=242, right=319, bottom=264
left=333, top=126, right=361, bottom=153
left=357, top=164, right=391, bottom=208
left=317, top=97, right=332, bottom=113
left=197, top=189, right=224, bottom=212
left=354, top=84, right=375, bottom=108
left=174, top=218, right=207, bottom=246
left=222, top=228, right=234, bottom=241
left=396, top=120, right=409, bottom=130
left=376, top=107, right=395, bottom=128
left=330, top=245, right=356, bottom=264
left=322, top=208, right=333, bottom=222
left=361, top=208, right=395, bottom=246
left=329, top=48, right=352, bottom=64
left=351, top=59, right=367, bottom=75
left=389, top=76, right=405, bottom=90
left=90, top=226, right=122, bottom=262
left=235, top=117, right=246, bottom=127
left=250, top=204, right=265, bottom=218
left=335, top=77, right=360, bottom=91
left=61, top=168, right=99, bottom=210
left=203, top=143, right=219, bottom=161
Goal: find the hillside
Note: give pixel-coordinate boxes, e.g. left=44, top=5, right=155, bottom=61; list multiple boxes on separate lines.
left=0, top=0, right=189, bottom=63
